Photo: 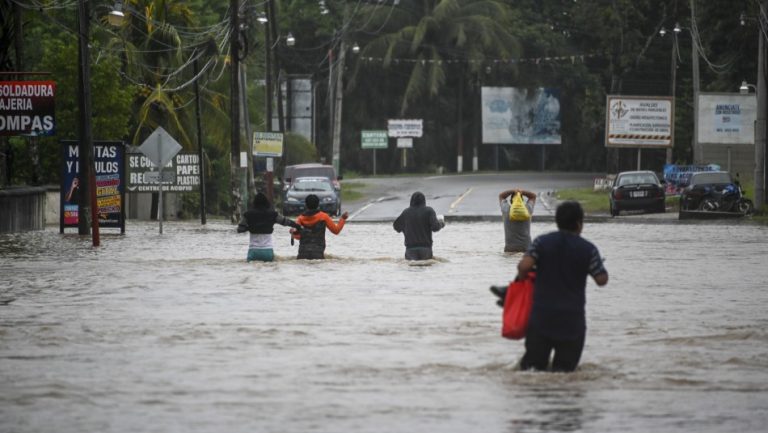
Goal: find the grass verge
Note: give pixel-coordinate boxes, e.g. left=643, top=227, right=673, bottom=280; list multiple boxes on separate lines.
left=555, top=187, right=680, bottom=214
left=341, top=181, right=366, bottom=202
left=554, top=188, right=609, bottom=214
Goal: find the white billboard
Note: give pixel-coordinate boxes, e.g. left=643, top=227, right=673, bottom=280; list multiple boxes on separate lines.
left=606, top=96, right=673, bottom=148
left=697, top=93, right=756, bottom=145
left=481, top=87, right=561, bottom=145
left=387, top=119, right=422, bottom=137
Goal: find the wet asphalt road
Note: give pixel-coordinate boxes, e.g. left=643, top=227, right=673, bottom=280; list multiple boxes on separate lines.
left=341, top=171, right=679, bottom=223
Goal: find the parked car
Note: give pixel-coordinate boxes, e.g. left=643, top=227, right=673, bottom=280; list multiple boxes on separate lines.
left=679, top=171, right=753, bottom=214
left=609, top=170, right=666, bottom=216
left=282, top=177, right=341, bottom=216
left=283, top=163, right=342, bottom=191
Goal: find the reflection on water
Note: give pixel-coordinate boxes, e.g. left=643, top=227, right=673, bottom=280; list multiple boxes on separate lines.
left=1, top=220, right=768, bottom=433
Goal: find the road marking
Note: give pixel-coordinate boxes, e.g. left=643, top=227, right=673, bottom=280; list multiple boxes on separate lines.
left=449, top=187, right=473, bottom=213
left=348, top=196, right=391, bottom=221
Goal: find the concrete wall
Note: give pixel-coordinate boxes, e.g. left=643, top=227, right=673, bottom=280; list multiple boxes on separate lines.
left=46, top=187, right=60, bottom=225
left=702, top=143, right=755, bottom=177
left=125, top=192, right=181, bottom=220
left=0, top=187, right=46, bottom=233
left=0, top=187, right=186, bottom=234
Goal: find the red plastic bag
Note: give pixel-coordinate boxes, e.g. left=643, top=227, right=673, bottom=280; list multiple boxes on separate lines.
left=502, top=272, right=535, bottom=340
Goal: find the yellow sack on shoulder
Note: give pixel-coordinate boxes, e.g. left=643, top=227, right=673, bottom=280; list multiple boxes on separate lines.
left=509, top=192, right=531, bottom=222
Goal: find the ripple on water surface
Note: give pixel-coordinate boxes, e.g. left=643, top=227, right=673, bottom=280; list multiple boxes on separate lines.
left=1, top=220, right=768, bottom=433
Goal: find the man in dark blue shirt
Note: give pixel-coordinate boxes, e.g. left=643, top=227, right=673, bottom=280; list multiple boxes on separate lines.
left=516, top=201, right=608, bottom=372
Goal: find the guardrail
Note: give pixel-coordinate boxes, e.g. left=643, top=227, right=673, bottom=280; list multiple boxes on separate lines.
left=0, top=187, right=47, bottom=233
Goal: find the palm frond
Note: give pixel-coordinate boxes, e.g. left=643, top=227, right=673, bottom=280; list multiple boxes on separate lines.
left=401, top=57, right=427, bottom=115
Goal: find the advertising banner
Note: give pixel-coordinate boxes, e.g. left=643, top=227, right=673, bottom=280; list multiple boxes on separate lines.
left=60, top=141, right=125, bottom=230
left=0, top=80, right=56, bottom=136
left=697, top=93, right=756, bottom=145
left=662, top=163, right=721, bottom=195
left=481, top=87, right=561, bottom=145
left=606, top=96, right=673, bottom=148
left=127, top=152, right=201, bottom=192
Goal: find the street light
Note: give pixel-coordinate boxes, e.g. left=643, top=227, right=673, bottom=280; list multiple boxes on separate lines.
left=108, top=1, right=125, bottom=27
left=740, top=80, right=756, bottom=94
left=286, top=32, right=295, bottom=47
left=352, top=42, right=360, bottom=54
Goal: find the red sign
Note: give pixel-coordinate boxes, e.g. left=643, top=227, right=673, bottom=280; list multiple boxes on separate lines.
left=0, top=80, right=56, bottom=136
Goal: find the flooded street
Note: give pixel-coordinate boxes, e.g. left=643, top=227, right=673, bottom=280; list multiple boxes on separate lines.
left=2, top=219, right=768, bottom=433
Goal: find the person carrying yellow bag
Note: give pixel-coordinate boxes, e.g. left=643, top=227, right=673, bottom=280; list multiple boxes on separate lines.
left=498, top=188, right=537, bottom=253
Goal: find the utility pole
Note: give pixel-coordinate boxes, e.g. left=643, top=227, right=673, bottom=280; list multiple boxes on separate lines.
left=262, top=1, right=275, bottom=203
left=240, top=63, right=255, bottom=204
left=193, top=58, right=207, bottom=224
left=667, top=31, right=678, bottom=165
left=267, top=0, right=285, bottom=134
left=457, top=66, right=464, bottom=173
left=77, top=0, right=99, bottom=246
left=229, top=0, right=242, bottom=223
left=690, top=0, right=702, bottom=164
left=755, top=0, right=767, bottom=209
left=329, top=3, right=349, bottom=175
left=328, top=47, right=334, bottom=164
left=331, top=39, right=345, bottom=175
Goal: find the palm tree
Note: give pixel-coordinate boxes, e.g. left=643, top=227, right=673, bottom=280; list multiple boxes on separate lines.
left=351, top=0, right=522, bottom=171
left=106, top=0, right=231, bottom=217
left=106, top=0, right=225, bottom=149
left=354, top=0, right=520, bottom=111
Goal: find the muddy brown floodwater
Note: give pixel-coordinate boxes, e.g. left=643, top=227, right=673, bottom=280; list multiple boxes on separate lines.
left=1, top=219, right=767, bottom=432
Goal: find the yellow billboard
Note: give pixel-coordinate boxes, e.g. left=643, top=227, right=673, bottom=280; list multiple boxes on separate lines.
left=253, top=132, right=284, bottom=157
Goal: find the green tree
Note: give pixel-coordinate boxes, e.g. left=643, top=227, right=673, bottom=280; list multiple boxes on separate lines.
left=353, top=0, right=522, bottom=115
left=109, top=0, right=205, bottom=148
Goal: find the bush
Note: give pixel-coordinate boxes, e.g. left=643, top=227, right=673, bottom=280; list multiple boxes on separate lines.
left=283, top=133, right=317, bottom=166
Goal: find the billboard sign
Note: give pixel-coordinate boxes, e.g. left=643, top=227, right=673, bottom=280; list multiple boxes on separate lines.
left=397, top=138, right=413, bottom=149
left=606, top=96, right=673, bottom=148
left=60, top=141, right=125, bottom=230
left=253, top=131, right=284, bottom=157
left=697, top=93, right=756, bottom=145
left=481, top=87, right=561, bottom=145
left=361, top=130, right=388, bottom=149
left=0, top=80, right=56, bottom=136
left=127, top=152, right=201, bottom=192
left=387, top=119, right=423, bottom=138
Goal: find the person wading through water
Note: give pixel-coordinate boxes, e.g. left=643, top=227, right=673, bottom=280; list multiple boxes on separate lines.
left=393, top=191, right=445, bottom=260
left=291, top=194, right=349, bottom=259
left=515, top=201, right=608, bottom=372
left=237, top=192, right=302, bottom=262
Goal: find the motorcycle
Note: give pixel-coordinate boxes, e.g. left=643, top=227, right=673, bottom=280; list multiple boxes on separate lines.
left=699, top=182, right=754, bottom=215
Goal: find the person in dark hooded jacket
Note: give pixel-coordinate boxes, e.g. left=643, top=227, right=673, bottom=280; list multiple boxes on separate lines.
left=237, top=192, right=302, bottom=262
left=393, top=191, right=445, bottom=260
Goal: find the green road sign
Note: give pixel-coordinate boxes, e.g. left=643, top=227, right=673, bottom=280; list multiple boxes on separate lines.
left=361, top=130, right=388, bottom=149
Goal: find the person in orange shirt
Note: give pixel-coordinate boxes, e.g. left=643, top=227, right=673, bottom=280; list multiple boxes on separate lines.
left=291, top=194, right=349, bottom=259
